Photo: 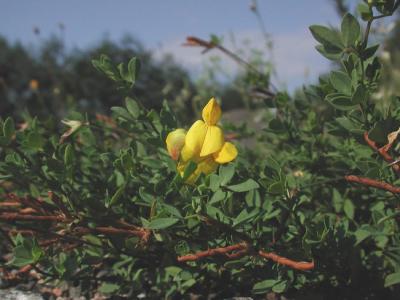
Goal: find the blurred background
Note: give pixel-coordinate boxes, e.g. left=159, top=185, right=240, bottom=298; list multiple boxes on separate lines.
left=0, top=0, right=399, bottom=120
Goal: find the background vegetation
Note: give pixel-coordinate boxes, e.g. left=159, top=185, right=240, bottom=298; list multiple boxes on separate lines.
left=1, top=0, right=400, bottom=299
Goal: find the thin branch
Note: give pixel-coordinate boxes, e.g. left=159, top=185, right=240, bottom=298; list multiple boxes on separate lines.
left=364, top=131, right=400, bottom=173
left=177, top=243, right=248, bottom=262
left=345, top=175, right=400, bottom=194
left=183, top=36, right=277, bottom=94
left=0, top=213, right=66, bottom=222
left=0, top=201, right=21, bottom=207
left=177, top=243, right=315, bottom=271
left=258, top=250, right=315, bottom=271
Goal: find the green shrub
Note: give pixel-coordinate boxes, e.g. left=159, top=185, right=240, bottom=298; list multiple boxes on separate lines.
left=1, top=1, right=400, bottom=298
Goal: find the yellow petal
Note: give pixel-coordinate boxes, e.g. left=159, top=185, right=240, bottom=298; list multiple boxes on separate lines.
left=181, top=120, right=207, bottom=162
left=387, top=127, right=400, bottom=145
left=200, top=125, right=224, bottom=157
left=213, top=142, right=238, bottom=163
left=202, top=97, right=221, bottom=125
left=177, top=160, right=187, bottom=176
left=197, top=157, right=218, bottom=175
left=166, top=129, right=186, bottom=160
left=181, top=157, right=218, bottom=184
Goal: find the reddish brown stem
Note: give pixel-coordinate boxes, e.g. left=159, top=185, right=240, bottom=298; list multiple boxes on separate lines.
left=258, top=250, right=315, bottom=271
left=0, top=201, right=21, bottom=207
left=0, top=212, right=65, bottom=221
left=345, top=175, right=400, bottom=194
left=177, top=243, right=247, bottom=262
left=39, top=238, right=59, bottom=247
left=177, top=243, right=314, bottom=271
left=364, top=131, right=400, bottom=172
left=19, top=207, right=39, bottom=214
left=2, top=265, right=33, bottom=281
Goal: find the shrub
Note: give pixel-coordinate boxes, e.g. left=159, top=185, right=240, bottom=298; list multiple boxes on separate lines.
left=1, top=1, right=400, bottom=298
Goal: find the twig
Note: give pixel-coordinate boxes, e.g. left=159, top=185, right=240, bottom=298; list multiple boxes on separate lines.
left=177, top=243, right=314, bottom=271
left=0, top=213, right=66, bottom=222
left=0, top=201, right=21, bottom=207
left=177, top=243, right=248, bottom=262
left=184, top=36, right=277, bottom=94
left=258, top=251, right=315, bottom=271
left=364, top=131, right=400, bottom=172
left=345, top=175, right=400, bottom=194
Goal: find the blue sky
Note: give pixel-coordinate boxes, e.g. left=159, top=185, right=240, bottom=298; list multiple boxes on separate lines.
left=0, top=0, right=355, bottom=91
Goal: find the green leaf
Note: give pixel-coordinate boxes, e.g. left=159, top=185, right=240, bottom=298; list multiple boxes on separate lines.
left=252, top=279, right=278, bottom=294
left=98, top=282, right=120, bottom=294
left=352, top=84, right=367, bottom=104
left=272, top=280, right=287, bottom=293
left=3, top=117, right=15, bottom=141
left=233, top=208, right=259, bottom=226
left=206, top=205, right=229, bottom=223
left=384, top=272, right=400, bottom=287
left=125, top=97, right=140, bottom=118
left=219, top=164, right=235, bottom=185
left=11, top=246, right=35, bottom=267
left=128, top=57, right=141, bottom=83
left=209, top=174, right=221, bottom=192
left=343, top=199, right=355, bottom=219
left=25, top=132, right=45, bottom=150
left=227, top=179, right=259, bottom=192
left=354, top=229, right=371, bottom=245
left=326, top=93, right=357, bottom=111
left=357, top=3, right=372, bottom=21
left=117, top=63, right=129, bottom=82
left=108, top=185, right=126, bottom=207
left=309, top=25, right=343, bottom=49
left=268, top=181, right=285, bottom=195
left=182, top=161, right=197, bottom=182
left=64, top=144, right=74, bottom=167
left=316, top=45, right=342, bottom=60
left=332, top=188, right=343, bottom=213
left=162, top=204, right=183, bottom=219
left=148, top=218, right=179, bottom=230
left=209, top=189, right=227, bottom=204
left=111, top=106, right=132, bottom=120
left=92, top=55, right=120, bottom=82
left=11, top=239, right=43, bottom=267
left=341, top=13, right=360, bottom=47
left=362, top=44, right=379, bottom=59
left=330, top=71, right=351, bottom=95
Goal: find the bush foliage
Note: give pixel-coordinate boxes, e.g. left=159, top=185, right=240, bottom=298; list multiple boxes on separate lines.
left=1, top=1, right=400, bottom=299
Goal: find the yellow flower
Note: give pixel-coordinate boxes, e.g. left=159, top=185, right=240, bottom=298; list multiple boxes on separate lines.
left=29, top=79, right=39, bottom=91
left=166, top=97, right=238, bottom=183
left=166, top=128, right=186, bottom=161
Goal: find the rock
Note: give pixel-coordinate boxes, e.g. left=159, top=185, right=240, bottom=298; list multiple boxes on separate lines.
left=0, top=289, right=44, bottom=300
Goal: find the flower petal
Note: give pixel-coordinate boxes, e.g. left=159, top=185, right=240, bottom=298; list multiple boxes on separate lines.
left=197, top=157, right=218, bottom=174
left=181, top=157, right=218, bottom=184
left=202, top=97, right=221, bottom=125
left=200, top=125, right=224, bottom=157
left=213, top=142, right=238, bottom=163
left=166, top=128, right=186, bottom=160
left=181, top=120, right=207, bottom=162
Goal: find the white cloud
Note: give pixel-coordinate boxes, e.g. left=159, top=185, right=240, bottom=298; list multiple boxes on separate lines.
left=152, top=29, right=331, bottom=92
